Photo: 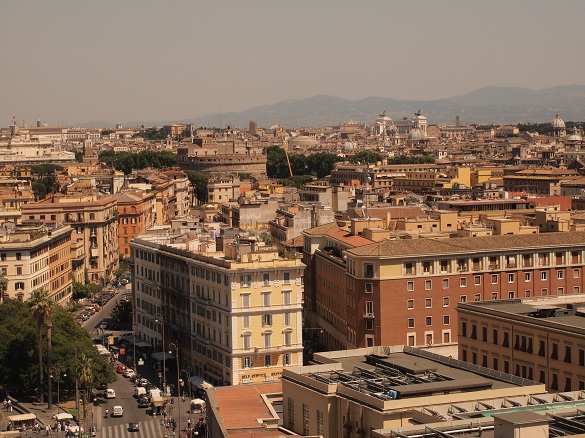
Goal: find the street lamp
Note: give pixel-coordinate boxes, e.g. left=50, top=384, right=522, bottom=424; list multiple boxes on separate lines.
left=49, top=365, right=66, bottom=413
left=169, top=342, right=181, bottom=435
left=155, top=314, right=165, bottom=393
left=180, top=370, right=192, bottom=429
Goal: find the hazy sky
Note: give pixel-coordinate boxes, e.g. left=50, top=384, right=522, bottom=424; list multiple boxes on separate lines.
left=2, top=0, right=584, bottom=127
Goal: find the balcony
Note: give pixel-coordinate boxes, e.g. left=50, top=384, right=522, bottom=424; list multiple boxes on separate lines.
left=363, top=311, right=375, bottom=319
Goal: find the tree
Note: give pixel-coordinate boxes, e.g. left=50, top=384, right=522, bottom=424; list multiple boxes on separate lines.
left=28, top=288, right=53, bottom=404
left=348, top=150, right=383, bottom=165
left=0, top=272, right=7, bottom=302
left=185, top=171, right=211, bottom=205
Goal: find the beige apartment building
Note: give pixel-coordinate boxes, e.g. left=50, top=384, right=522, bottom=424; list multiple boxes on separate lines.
left=131, top=233, right=305, bottom=386
left=282, top=345, right=546, bottom=438
left=21, top=194, right=119, bottom=283
left=0, top=224, right=73, bottom=303
left=458, top=295, right=585, bottom=392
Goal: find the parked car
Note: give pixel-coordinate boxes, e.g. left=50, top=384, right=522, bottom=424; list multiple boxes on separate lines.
left=105, top=388, right=116, bottom=399
left=137, top=397, right=149, bottom=408
left=123, top=368, right=135, bottom=378
left=116, top=365, right=127, bottom=374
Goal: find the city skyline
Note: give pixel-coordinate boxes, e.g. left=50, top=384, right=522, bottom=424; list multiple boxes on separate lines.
left=2, top=0, right=584, bottom=126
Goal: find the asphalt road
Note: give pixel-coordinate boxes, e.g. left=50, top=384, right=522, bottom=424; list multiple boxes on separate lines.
left=79, top=285, right=192, bottom=437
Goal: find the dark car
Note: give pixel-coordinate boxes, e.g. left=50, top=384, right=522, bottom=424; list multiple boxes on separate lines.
left=128, top=422, right=140, bottom=432
left=137, top=397, right=149, bottom=408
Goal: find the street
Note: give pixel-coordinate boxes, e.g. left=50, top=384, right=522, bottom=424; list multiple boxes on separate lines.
left=80, top=285, right=195, bottom=437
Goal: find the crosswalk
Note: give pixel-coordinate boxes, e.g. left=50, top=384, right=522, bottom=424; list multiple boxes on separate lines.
left=100, top=418, right=172, bottom=437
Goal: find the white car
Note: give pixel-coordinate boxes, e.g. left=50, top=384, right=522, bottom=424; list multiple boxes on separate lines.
left=105, top=388, right=116, bottom=399
left=123, top=368, right=135, bottom=378
left=112, top=406, right=124, bottom=417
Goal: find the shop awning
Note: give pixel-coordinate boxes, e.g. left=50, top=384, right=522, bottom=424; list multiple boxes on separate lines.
left=8, top=413, right=36, bottom=422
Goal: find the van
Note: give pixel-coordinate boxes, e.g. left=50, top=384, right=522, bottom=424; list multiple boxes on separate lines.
left=148, top=388, right=162, bottom=399
left=134, top=387, right=146, bottom=398
left=112, top=406, right=123, bottom=417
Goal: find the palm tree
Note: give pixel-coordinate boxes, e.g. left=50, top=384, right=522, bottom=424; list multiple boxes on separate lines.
left=29, top=288, right=53, bottom=405
left=0, top=271, right=7, bottom=303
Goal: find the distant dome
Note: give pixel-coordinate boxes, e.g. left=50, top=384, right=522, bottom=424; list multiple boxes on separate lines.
left=376, top=115, right=392, bottom=124
left=408, top=127, right=427, bottom=141
left=552, top=113, right=566, bottom=129
left=289, top=135, right=317, bottom=147
left=568, top=133, right=583, bottom=141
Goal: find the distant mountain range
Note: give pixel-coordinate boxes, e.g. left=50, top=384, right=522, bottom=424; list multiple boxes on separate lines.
left=92, top=85, right=585, bottom=129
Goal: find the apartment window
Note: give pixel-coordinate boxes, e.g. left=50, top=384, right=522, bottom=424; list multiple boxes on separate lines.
left=525, top=289, right=532, bottom=297
left=541, top=271, right=547, bottom=281
left=264, top=333, right=272, bottom=348
left=265, top=355, right=272, bottom=367
left=0, top=254, right=5, bottom=261
left=283, top=290, right=291, bottom=306
left=425, top=298, right=432, bottom=308
left=423, top=261, right=431, bottom=274
left=425, top=316, right=432, bottom=326
left=525, top=272, right=531, bottom=282
left=263, top=292, right=271, bottom=307
left=575, top=286, right=581, bottom=294
left=243, top=334, right=251, bottom=350
left=284, top=331, right=292, bottom=346
left=474, top=293, right=481, bottom=301
left=242, top=356, right=252, bottom=369
left=317, top=410, right=324, bottom=437
left=263, top=273, right=270, bottom=286
left=551, top=373, right=558, bottom=391
left=284, top=312, right=291, bottom=326
left=460, top=277, right=467, bottom=287
left=493, top=358, right=499, bottom=370
left=407, top=281, right=414, bottom=292
left=579, top=349, right=584, bottom=367
left=15, top=253, right=21, bottom=261
left=503, top=332, right=509, bottom=348
left=557, top=270, right=563, bottom=279
left=15, top=282, right=24, bottom=290
left=364, top=264, right=374, bottom=278
left=283, top=272, right=291, bottom=284
left=405, top=262, right=414, bottom=275
left=366, top=319, right=374, bottom=331
left=302, top=404, right=309, bottom=436
left=508, top=291, right=515, bottom=299
left=491, top=292, right=498, bottom=300
left=407, top=335, right=415, bottom=346
left=508, top=273, right=514, bottom=283
left=443, top=315, right=450, bottom=325
left=16, top=266, right=22, bottom=275
left=493, top=329, right=498, bottom=345
left=442, top=278, right=449, bottom=289
left=407, top=299, right=414, bottom=310
left=242, top=294, right=250, bottom=309
left=460, top=295, right=467, bottom=303
left=365, top=301, right=373, bottom=316
left=365, top=283, right=373, bottom=293
left=457, top=259, right=467, bottom=272
left=574, top=269, right=580, bottom=278
left=558, top=287, right=564, bottom=295
left=443, top=297, right=449, bottom=307
left=474, top=275, right=481, bottom=285
left=565, top=345, right=572, bottom=363
left=541, top=288, right=548, bottom=296
left=482, top=326, right=488, bottom=341
left=425, top=279, right=432, bottom=290
left=470, top=324, right=477, bottom=339
left=440, top=260, right=449, bottom=272
left=242, top=315, right=250, bottom=329
left=284, top=353, right=292, bottom=366
left=408, top=318, right=415, bottom=328
left=262, top=314, right=272, bottom=327
left=539, top=340, right=546, bottom=357
left=240, top=274, right=251, bottom=287
left=461, top=321, right=467, bottom=338
left=491, top=274, right=498, bottom=284
left=551, top=343, right=558, bottom=360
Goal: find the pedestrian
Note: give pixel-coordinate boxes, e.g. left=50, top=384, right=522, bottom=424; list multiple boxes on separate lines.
left=45, top=425, right=50, bottom=436
left=8, top=399, right=12, bottom=411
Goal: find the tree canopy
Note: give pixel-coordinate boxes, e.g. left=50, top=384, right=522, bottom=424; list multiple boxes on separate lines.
left=185, top=170, right=211, bottom=205
left=266, top=146, right=341, bottom=179
left=348, top=150, right=383, bottom=164
left=98, top=150, right=178, bottom=174
left=388, top=154, right=435, bottom=165
left=0, top=299, right=115, bottom=400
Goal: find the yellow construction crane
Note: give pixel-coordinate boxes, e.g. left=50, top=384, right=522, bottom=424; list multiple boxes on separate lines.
left=275, top=118, right=293, bottom=177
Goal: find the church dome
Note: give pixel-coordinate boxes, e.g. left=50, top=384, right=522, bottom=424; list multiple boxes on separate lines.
left=552, top=113, right=566, bottom=129
left=408, top=127, right=427, bottom=141
left=568, top=133, right=583, bottom=142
